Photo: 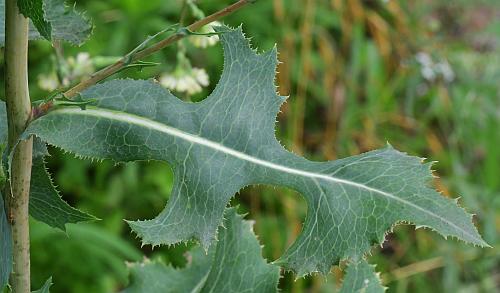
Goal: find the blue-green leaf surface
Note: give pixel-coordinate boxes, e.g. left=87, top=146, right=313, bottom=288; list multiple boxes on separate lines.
left=21, top=27, right=487, bottom=276
left=0, top=191, right=12, bottom=291
left=339, top=260, right=385, bottom=293
left=40, top=0, right=92, bottom=45
left=124, top=207, right=279, bottom=293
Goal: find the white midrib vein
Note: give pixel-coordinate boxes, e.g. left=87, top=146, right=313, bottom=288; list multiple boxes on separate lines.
left=50, top=107, right=480, bottom=243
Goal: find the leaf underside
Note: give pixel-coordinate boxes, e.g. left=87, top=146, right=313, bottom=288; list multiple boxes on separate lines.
left=339, top=260, right=385, bottom=293
left=22, top=26, right=487, bottom=276
left=124, top=207, right=279, bottom=293
left=0, top=0, right=91, bottom=46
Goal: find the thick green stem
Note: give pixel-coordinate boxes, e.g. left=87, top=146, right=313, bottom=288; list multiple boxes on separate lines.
left=5, top=0, right=33, bottom=292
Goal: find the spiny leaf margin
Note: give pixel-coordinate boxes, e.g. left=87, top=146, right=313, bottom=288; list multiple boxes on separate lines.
left=41, top=0, right=92, bottom=45
left=124, top=207, right=279, bottom=293
left=0, top=101, right=96, bottom=230
left=30, top=157, right=97, bottom=231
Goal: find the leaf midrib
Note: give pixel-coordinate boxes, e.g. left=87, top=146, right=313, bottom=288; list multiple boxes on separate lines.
left=43, top=107, right=482, bottom=244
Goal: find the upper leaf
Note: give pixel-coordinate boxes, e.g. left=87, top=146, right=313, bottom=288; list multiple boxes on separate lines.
left=40, top=0, right=92, bottom=45
left=0, top=0, right=91, bottom=46
left=17, top=0, right=51, bottom=40
left=339, top=260, right=385, bottom=293
left=21, top=26, right=487, bottom=276
left=124, top=207, right=279, bottom=293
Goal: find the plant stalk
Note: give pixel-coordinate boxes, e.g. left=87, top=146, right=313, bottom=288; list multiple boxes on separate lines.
left=64, top=0, right=255, bottom=98
left=5, top=0, right=33, bottom=292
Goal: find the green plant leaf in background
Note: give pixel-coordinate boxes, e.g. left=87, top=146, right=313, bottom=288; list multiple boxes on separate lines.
left=20, top=26, right=487, bottom=277
left=0, top=191, right=12, bottom=292
left=1, top=102, right=96, bottom=231
left=32, top=276, right=53, bottom=293
left=0, top=0, right=91, bottom=46
left=124, top=207, right=279, bottom=293
left=339, top=260, right=385, bottom=293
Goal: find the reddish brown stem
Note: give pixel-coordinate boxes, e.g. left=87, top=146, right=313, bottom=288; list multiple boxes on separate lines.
left=64, top=0, right=255, bottom=98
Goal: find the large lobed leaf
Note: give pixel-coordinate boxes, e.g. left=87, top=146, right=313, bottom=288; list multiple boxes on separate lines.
left=0, top=0, right=91, bottom=46
left=124, top=208, right=279, bottom=293
left=21, top=26, right=487, bottom=276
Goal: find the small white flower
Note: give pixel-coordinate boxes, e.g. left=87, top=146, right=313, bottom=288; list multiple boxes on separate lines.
left=416, top=52, right=433, bottom=67
left=159, top=75, right=177, bottom=89
left=188, top=21, right=221, bottom=48
left=435, top=61, right=455, bottom=82
left=415, top=52, right=455, bottom=83
left=67, top=52, right=94, bottom=78
left=37, top=72, right=59, bottom=91
left=421, top=66, right=436, bottom=82
left=159, top=67, right=210, bottom=95
left=192, top=68, right=209, bottom=87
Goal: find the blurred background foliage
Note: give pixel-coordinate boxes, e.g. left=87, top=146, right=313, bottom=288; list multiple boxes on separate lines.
left=1, top=0, right=499, bottom=292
